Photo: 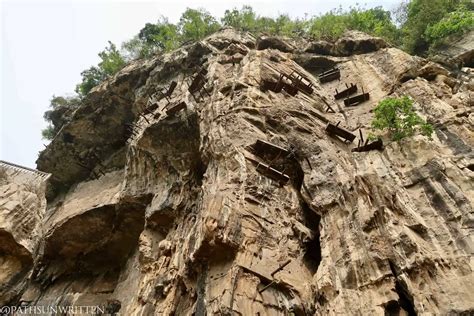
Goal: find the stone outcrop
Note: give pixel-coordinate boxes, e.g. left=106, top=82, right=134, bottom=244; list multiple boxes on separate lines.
left=1, top=28, right=474, bottom=315
left=431, top=29, right=474, bottom=69
left=0, top=161, right=49, bottom=305
left=303, top=30, right=388, bottom=57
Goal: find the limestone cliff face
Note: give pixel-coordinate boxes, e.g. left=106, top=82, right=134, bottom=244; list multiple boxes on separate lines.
left=2, top=28, right=474, bottom=315
left=0, top=161, right=49, bottom=305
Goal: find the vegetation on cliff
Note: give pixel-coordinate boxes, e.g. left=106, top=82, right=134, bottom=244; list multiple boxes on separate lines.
left=42, top=96, right=81, bottom=140
left=370, top=96, right=433, bottom=141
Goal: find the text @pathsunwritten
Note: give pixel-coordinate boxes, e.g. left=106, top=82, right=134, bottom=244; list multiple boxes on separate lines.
left=0, top=305, right=114, bottom=315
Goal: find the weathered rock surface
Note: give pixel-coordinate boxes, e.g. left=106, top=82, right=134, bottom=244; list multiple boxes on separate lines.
left=302, top=30, right=388, bottom=57
left=0, top=161, right=49, bottom=305
left=2, top=28, right=474, bottom=315
left=431, top=29, right=474, bottom=68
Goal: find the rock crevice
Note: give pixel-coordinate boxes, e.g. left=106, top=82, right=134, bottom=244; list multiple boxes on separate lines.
left=1, top=28, right=473, bottom=315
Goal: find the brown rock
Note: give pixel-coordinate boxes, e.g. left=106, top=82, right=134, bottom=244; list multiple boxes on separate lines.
left=1, top=29, right=473, bottom=315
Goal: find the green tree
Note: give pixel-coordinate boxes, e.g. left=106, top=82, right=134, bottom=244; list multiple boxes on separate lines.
left=42, top=95, right=81, bottom=140
left=371, top=96, right=433, bottom=141
left=425, top=6, right=474, bottom=47
left=97, top=41, right=126, bottom=76
left=121, top=36, right=155, bottom=60
left=254, top=16, right=277, bottom=34
left=347, top=7, right=400, bottom=43
left=138, top=18, right=179, bottom=51
left=270, top=14, right=307, bottom=36
left=122, top=18, right=179, bottom=60
left=308, top=6, right=400, bottom=43
left=400, top=0, right=467, bottom=54
left=309, top=7, right=348, bottom=40
left=75, top=66, right=105, bottom=96
left=75, top=41, right=125, bottom=96
left=178, top=8, right=220, bottom=41
left=41, top=125, right=56, bottom=140
left=222, top=6, right=258, bottom=32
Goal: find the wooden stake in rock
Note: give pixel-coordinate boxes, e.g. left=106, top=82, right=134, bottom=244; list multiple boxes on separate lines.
left=319, top=67, right=340, bottom=83
left=188, top=68, right=210, bottom=102
left=325, top=123, right=356, bottom=143
left=343, top=86, right=370, bottom=107
left=334, top=83, right=357, bottom=100
left=258, top=259, right=292, bottom=294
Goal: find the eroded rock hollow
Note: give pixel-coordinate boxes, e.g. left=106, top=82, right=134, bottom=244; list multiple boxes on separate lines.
left=1, top=28, right=473, bottom=315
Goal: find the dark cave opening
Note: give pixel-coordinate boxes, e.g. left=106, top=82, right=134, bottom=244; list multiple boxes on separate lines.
left=466, top=164, right=474, bottom=172
left=399, top=75, right=416, bottom=83
left=249, top=140, right=305, bottom=190
left=193, top=157, right=208, bottom=186
left=394, top=279, right=417, bottom=316
left=301, top=201, right=322, bottom=275
left=388, top=259, right=398, bottom=276
left=384, top=300, right=401, bottom=316
left=386, top=260, right=417, bottom=316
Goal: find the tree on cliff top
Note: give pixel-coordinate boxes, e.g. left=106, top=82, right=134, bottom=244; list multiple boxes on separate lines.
left=41, top=95, right=81, bottom=140
left=309, top=6, right=400, bottom=43
left=75, top=41, right=125, bottom=96
left=401, top=0, right=473, bottom=54
left=178, top=8, right=220, bottom=41
left=42, top=2, right=472, bottom=139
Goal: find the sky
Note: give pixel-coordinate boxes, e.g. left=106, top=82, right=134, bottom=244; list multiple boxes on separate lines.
left=1, top=0, right=401, bottom=168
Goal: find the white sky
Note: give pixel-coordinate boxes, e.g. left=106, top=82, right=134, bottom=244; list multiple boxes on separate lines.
left=1, top=0, right=401, bottom=168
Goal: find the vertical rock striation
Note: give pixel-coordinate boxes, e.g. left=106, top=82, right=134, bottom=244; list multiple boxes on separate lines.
left=1, top=28, right=473, bottom=315
left=0, top=161, right=49, bottom=306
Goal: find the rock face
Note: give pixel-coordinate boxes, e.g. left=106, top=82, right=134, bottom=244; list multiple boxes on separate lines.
left=0, top=161, right=49, bottom=305
left=2, top=28, right=474, bottom=314
left=431, top=30, right=474, bottom=68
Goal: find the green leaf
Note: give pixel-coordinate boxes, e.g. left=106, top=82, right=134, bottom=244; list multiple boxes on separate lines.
left=370, top=96, right=433, bottom=142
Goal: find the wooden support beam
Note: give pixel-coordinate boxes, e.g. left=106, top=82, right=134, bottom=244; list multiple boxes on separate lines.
left=143, top=102, right=159, bottom=115
left=344, top=92, right=370, bottom=106
left=139, top=113, right=150, bottom=124
left=273, top=77, right=285, bottom=93
left=256, top=163, right=290, bottom=184
left=261, top=74, right=285, bottom=93
left=319, top=69, right=341, bottom=83
left=188, top=76, right=205, bottom=94
left=359, top=129, right=364, bottom=144
left=254, top=140, right=289, bottom=158
left=165, top=81, right=177, bottom=97
left=326, top=104, right=336, bottom=113
left=258, top=280, right=276, bottom=294
left=258, top=259, right=291, bottom=294
left=125, top=123, right=139, bottom=130
left=305, top=157, right=313, bottom=170
left=325, top=123, right=356, bottom=143
left=319, top=67, right=339, bottom=77
left=291, top=70, right=311, bottom=83
left=334, top=83, right=357, bottom=100
left=188, top=69, right=208, bottom=95
left=271, top=259, right=291, bottom=277
left=262, top=71, right=313, bottom=96
left=352, top=139, right=384, bottom=152
left=283, top=83, right=298, bottom=96
left=74, top=161, right=92, bottom=172
left=166, top=101, right=187, bottom=116
left=288, top=71, right=313, bottom=95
